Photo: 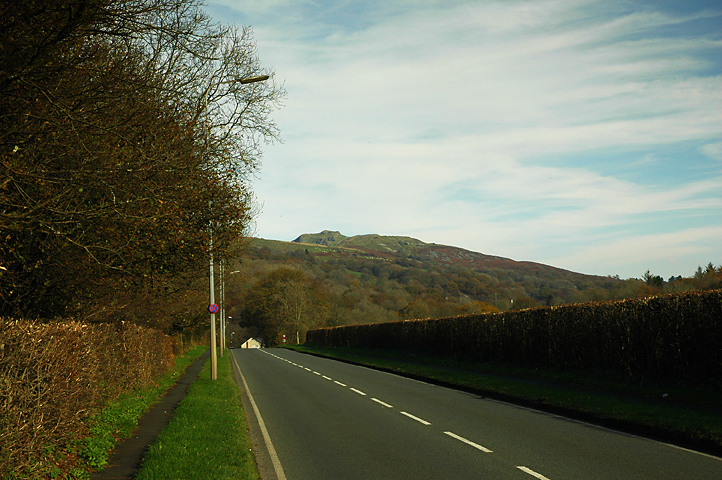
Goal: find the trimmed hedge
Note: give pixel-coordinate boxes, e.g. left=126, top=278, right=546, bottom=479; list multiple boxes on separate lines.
left=0, top=320, right=176, bottom=478
left=307, top=289, right=722, bottom=384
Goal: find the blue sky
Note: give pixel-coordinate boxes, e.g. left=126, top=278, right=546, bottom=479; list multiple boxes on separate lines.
left=207, top=0, right=721, bottom=279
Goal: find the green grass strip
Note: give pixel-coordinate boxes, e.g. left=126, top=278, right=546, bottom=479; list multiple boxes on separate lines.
left=134, top=351, right=260, bottom=480
left=77, top=345, right=208, bottom=474
left=287, top=344, right=722, bottom=455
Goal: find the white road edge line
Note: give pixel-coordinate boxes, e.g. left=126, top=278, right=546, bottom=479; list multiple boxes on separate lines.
left=400, top=411, right=431, bottom=425
left=666, top=443, right=722, bottom=461
left=231, top=353, right=287, bottom=480
left=350, top=388, right=367, bottom=396
left=334, top=381, right=347, bottom=387
left=517, top=466, right=551, bottom=480
left=371, top=398, right=393, bottom=408
left=444, top=431, right=492, bottom=453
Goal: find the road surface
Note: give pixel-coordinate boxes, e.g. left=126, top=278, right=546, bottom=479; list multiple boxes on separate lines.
left=231, top=348, right=721, bottom=480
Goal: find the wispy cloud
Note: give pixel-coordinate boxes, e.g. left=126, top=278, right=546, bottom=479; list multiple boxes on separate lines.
left=209, top=0, right=722, bottom=278
left=700, top=141, right=722, bottom=161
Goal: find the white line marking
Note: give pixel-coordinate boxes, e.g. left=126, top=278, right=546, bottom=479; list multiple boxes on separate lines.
left=322, top=375, right=332, bottom=380
left=304, top=368, right=312, bottom=372
left=312, top=371, right=321, bottom=375
left=517, top=466, right=551, bottom=480
left=334, top=381, right=347, bottom=387
left=231, top=353, right=287, bottom=480
left=666, top=443, right=722, bottom=461
left=400, top=411, right=431, bottom=425
left=444, top=431, right=492, bottom=453
left=350, top=388, right=367, bottom=396
left=371, top=398, right=393, bottom=408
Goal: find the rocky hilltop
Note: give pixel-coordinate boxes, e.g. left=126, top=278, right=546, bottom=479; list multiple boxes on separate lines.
left=291, top=230, right=591, bottom=279
left=292, top=230, right=347, bottom=246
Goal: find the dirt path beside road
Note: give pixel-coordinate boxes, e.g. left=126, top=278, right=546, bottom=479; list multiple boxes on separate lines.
left=91, top=350, right=209, bottom=480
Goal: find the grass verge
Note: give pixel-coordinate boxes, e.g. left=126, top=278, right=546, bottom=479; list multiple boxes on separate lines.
left=134, top=351, right=260, bottom=480
left=74, top=345, right=208, bottom=476
left=287, top=344, right=722, bottom=457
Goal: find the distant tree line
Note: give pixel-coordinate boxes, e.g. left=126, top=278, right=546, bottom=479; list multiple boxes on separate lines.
left=639, top=263, right=722, bottom=297
left=0, top=0, right=283, bottom=328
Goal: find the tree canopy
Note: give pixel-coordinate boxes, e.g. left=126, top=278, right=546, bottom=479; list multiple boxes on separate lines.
left=241, top=268, right=325, bottom=345
left=0, top=0, right=284, bottom=323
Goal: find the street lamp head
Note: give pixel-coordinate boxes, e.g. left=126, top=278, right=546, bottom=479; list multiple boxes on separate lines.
left=239, top=75, right=270, bottom=84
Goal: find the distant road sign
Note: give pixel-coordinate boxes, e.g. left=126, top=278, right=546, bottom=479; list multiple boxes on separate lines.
left=208, top=304, right=219, bottom=313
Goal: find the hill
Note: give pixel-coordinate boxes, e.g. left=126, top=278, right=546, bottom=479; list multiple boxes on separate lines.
left=223, top=230, right=657, bottom=345
left=226, top=230, right=721, bottom=345
left=293, top=230, right=427, bottom=255
left=224, top=230, right=719, bottom=346
left=290, top=230, right=609, bottom=292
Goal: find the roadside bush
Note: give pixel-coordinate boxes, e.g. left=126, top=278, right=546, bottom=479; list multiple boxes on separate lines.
left=0, top=319, right=175, bottom=478
left=307, top=289, right=722, bottom=385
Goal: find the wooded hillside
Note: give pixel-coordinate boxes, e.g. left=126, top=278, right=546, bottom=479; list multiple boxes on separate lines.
left=226, top=231, right=721, bottom=345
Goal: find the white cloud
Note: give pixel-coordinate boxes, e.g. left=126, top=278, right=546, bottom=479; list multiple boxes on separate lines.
left=700, top=142, right=722, bottom=161
left=545, top=226, right=722, bottom=278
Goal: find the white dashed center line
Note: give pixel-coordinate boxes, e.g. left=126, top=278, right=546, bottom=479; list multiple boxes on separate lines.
left=517, top=466, right=551, bottom=480
left=261, top=352, right=558, bottom=479
left=400, top=411, right=431, bottom=425
left=444, top=431, right=492, bottom=453
left=371, top=398, right=393, bottom=408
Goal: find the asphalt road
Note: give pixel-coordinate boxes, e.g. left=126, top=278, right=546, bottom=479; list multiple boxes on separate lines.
left=232, top=348, right=721, bottom=480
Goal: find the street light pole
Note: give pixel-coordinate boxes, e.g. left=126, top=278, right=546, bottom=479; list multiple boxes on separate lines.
left=219, top=260, right=225, bottom=357
left=206, top=74, right=268, bottom=380
left=222, top=270, right=242, bottom=352
left=208, top=222, right=217, bottom=380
